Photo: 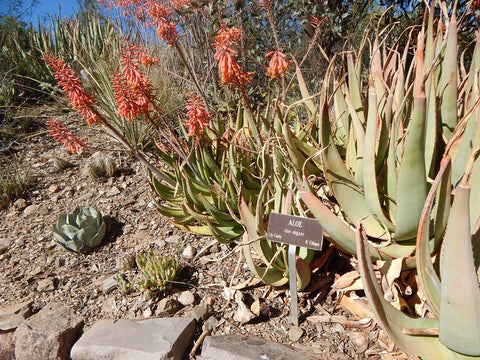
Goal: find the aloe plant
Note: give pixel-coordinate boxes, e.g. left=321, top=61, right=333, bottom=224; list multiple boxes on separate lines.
left=356, top=148, right=480, bottom=359
left=53, top=206, right=106, bottom=253
left=291, top=2, right=479, bottom=261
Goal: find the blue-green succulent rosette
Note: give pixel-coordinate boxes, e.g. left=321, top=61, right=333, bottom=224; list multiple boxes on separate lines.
left=53, top=206, right=106, bottom=253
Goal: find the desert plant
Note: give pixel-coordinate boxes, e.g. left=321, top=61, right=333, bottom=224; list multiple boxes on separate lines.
left=115, top=251, right=182, bottom=300
left=0, top=155, right=28, bottom=209
left=291, top=2, right=478, bottom=261
left=53, top=206, right=106, bottom=253
left=85, top=156, right=117, bottom=178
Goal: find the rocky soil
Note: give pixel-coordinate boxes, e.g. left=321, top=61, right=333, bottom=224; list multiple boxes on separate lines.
left=0, top=107, right=411, bottom=359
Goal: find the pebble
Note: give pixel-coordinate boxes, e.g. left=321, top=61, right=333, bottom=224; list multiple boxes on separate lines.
left=108, top=186, right=121, bottom=196
left=77, top=192, right=93, bottom=201
left=36, top=277, right=55, bottom=292
left=190, top=305, right=208, bottom=322
left=165, top=235, right=182, bottom=244
left=182, top=244, right=195, bottom=259
left=13, top=198, right=27, bottom=210
left=23, top=205, right=37, bottom=216
left=288, top=326, right=304, bottom=342
left=155, top=298, right=182, bottom=315
left=38, top=206, right=49, bottom=215
left=177, top=291, right=195, bottom=306
left=48, top=184, right=60, bottom=193
left=0, top=238, right=10, bottom=255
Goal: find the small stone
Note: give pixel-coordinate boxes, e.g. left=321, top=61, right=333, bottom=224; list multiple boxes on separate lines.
left=29, top=267, right=43, bottom=276
left=23, top=204, right=37, bottom=216
left=165, top=234, right=182, bottom=244
left=288, top=326, right=304, bottom=342
left=203, top=316, right=219, bottom=331
left=177, top=291, right=195, bottom=306
left=48, top=184, right=60, bottom=193
left=38, top=206, right=49, bottom=215
left=77, top=192, right=93, bottom=201
left=36, top=277, right=55, bottom=292
left=108, top=186, right=121, bottom=196
left=14, top=239, right=25, bottom=247
left=182, top=244, right=195, bottom=259
left=190, top=305, right=208, bottom=322
left=0, top=238, right=10, bottom=255
left=155, top=298, right=182, bottom=315
left=233, top=301, right=255, bottom=323
left=13, top=198, right=27, bottom=211
left=101, top=275, right=118, bottom=294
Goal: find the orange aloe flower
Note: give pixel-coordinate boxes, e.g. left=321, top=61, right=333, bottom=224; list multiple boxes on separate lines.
left=148, top=1, right=180, bottom=45
left=184, top=94, right=210, bottom=137
left=44, top=54, right=100, bottom=125
left=213, top=26, right=252, bottom=87
left=46, top=119, right=86, bottom=154
left=265, top=49, right=291, bottom=79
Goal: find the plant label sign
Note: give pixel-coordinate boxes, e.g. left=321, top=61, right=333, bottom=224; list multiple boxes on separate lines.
left=266, top=213, right=324, bottom=326
left=266, top=213, right=324, bottom=250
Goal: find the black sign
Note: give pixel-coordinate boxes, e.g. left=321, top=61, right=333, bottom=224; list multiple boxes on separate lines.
left=266, top=213, right=323, bottom=250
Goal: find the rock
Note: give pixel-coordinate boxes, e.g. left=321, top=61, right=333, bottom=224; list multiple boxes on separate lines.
left=14, top=302, right=84, bottom=360
left=190, top=305, right=208, bottom=322
left=233, top=300, right=255, bottom=323
left=182, top=244, right=195, bottom=259
left=38, top=206, right=49, bottom=215
left=0, top=237, right=10, bottom=255
left=48, top=184, right=60, bottom=193
left=288, top=326, right=304, bottom=342
left=155, top=298, right=182, bottom=315
left=0, top=330, right=15, bottom=360
left=101, top=275, right=118, bottom=294
left=177, top=291, right=195, bottom=306
left=23, top=204, right=38, bottom=216
left=0, top=301, right=33, bottom=331
left=77, top=192, right=93, bottom=201
left=36, top=277, right=56, bottom=292
left=70, top=317, right=196, bottom=360
left=108, top=186, right=121, bottom=196
left=165, top=234, right=182, bottom=244
left=13, top=198, right=27, bottom=211
left=201, top=334, right=309, bottom=360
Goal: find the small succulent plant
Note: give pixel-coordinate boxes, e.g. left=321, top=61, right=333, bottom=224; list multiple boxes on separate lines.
left=114, top=250, right=182, bottom=300
left=53, top=206, right=106, bottom=253
left=85, top=156, right=117, bottom=179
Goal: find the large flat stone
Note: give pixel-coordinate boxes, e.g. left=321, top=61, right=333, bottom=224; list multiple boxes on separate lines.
left=70, top=317, right=196, bottom=360
left=200, top=334, right=308, bottom=360
left=14, top=302, right=84, bottom=360
left=0, top=300, right=33, bottom=331
left=0, top=330, right=15, bottom=360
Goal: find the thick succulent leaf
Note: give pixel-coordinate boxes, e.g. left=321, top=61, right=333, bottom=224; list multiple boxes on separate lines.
left=363, top=87, right=395, bottom=231
left=356, top=224, right=467, bottom=360
left=60, top=224, right=80, bottom=240
left=439, top=183, right=480, bottom=356
left=394, top=93, right=428, bottom=241
left=438, top=14, right=458, bottom=140
left=416, top=158, right=452, bottom=317
left=318, top=103, right=387, bottom=240
left=297, top=178, right=415, bottom=260
left=89, top=221, right=106, bottom=248
left=295, top=256, right=311, bottom=291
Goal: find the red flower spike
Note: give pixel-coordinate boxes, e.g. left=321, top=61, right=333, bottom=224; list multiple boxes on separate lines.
left=184, top=94, right=211, bottom=137
left=46, top=119, right=86, bottom=154
left=266, top=49, right=291, bottom=79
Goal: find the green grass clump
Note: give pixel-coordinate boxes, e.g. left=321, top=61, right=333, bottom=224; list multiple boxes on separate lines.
left=0, top=156, right=28, bottom=209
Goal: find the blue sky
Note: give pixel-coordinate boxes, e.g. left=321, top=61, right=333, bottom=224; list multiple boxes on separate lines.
left=1, top=0, right=79, bottom=23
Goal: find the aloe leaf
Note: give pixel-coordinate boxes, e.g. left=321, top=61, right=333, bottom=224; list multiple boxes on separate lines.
left=363, top=87, right=394, bottom=232
left=60, top=224, right=80, bottom=240
left=438, top=14, right=458, bottom=140
left=295, top=66, right=316, bottom=115
left=439, top=183, right=480, bottom=356
left=394, top=92, right=428, bottom=241
left=356, top=224, right=462, bottom=360
left=416, top=158, right=452, bottom=318
left=319, top=102, right=387, bottom=240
